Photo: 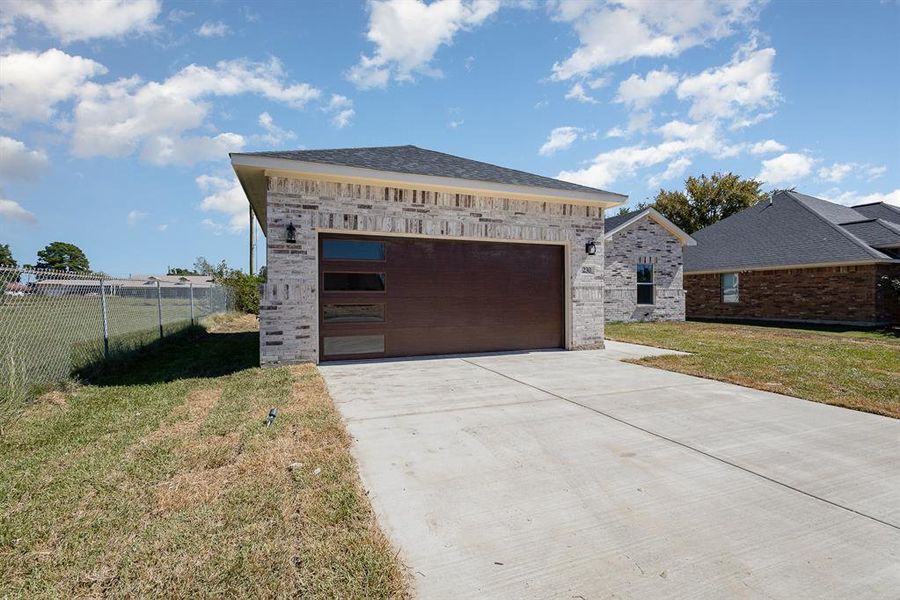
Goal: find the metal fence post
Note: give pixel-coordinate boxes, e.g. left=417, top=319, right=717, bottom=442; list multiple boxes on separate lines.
left=189, top=283, right=195, bottom=326
left=99, top=277, right=110, bottom=359
left=156, top=280, right=163, bottom=339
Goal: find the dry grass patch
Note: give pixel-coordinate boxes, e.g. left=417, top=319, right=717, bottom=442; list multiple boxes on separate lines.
left=606, top=321, right=900, bottom=418
left=0, top=320, right=408, bottom=599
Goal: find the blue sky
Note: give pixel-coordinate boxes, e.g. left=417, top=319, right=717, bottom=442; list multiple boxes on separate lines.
left=1, top=0, right=898, bottom=276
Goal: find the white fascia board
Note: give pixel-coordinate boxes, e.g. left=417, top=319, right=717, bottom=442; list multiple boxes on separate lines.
left=230, top=153, right=627, bottom=209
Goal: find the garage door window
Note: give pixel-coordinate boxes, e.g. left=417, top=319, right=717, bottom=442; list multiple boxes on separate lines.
left=323, top=335, right=385, bottom=356
left=323, top=304, right=385, bottom=323
left=324, top=273, right=386, bottom=292
left=323, top=239, right=385, bottom=261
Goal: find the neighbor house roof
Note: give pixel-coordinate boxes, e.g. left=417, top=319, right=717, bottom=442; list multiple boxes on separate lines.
left=852, top=201, right=900, bottom=225
left=231, top=145, right=626, bottom=233
left=604, top=207, right=696, bottom=246
left=684, top=190, right=899, bottom=273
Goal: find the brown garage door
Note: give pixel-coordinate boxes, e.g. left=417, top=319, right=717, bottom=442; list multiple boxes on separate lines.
left=318, top=234, right=564, bottom=360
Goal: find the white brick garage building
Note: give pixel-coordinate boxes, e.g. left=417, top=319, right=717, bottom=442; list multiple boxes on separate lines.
left=231, top=146, right=625, bottom=365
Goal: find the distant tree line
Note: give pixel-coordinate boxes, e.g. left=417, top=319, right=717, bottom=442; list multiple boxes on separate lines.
left=0, top=241, right=92, bottom=272
left=2, top=243, right=265, bottom=314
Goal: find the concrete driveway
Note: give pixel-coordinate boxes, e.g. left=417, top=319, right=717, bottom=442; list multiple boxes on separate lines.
left=319, top=342, right=900, bottom=599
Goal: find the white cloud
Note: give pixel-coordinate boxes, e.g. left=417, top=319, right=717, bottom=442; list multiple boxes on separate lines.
left=0, top=198, right=37, bottom=224
left=564, top=82, right=598, bottom=104
left=614, top=69, right=678, bottom=109
left=539, top=126, right=580, bottom=156
left=0, top=0, right=160, bottom=43
left=0, top=137, right=49, bottom=180
left=606, top=110, right=653, bottom=138
left=0, top=49, right=107, bottom=125
left=749, top=139, right=786, bottom=155
left=71, top=58, right=319, bottom=164
left=197, top=20, right=230, bottom=37
left=197, top=174, right=248, bottom=233
left=257, top=112, right=297, bottom=145
left=757, top=152, right=816, bottom=185
left=331, top=109, right=356, bottom=128
left=729, top=110, right=774, bottom=130
left=324, top=94, right=355, bottom=128
left=648, top=156, right=692, bottom=188
left=157, top=223, right=168, bottom=232
left=559, top=118, right=727, bottom=189
left=820, top=188, right=900, bottom=208
left=347, top=0, right=500, bottom=88
left=676, top=41, right=778, bottom=125
left=140, top=133, right=246, bottom=166
left=865, top=165, right=887, bottom=181
left=127, top=210, right=148, bottom=225
left=817, top=162, right=854, bottom=183
left=550, top=0, right=763, bottom=81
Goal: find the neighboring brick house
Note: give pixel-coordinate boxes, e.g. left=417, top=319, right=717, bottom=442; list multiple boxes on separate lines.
left=231, top=145, right=626, bottom=364
left=603, top=208, right=695, bottom=322
left=684, top=190, right=900, bottom=326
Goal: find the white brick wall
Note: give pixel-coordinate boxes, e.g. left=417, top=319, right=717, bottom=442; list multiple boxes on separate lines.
left=604, top=217, right=686, bottom=322
left=260, top=176, right=607, bottom=365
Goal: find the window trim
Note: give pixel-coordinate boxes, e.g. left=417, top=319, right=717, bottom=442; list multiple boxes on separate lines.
left=636, top=262, right=655, bottom=306
left=721, top=272, right=740, bottom=304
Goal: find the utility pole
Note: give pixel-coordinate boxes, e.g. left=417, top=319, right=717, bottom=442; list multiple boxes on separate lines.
left=249, top=205, right=257, bottom=276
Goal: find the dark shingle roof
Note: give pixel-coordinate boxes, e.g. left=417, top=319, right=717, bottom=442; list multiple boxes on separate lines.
left=604, top=208, right=644, bottom=231
left=239, top=145, right=617, bottom=196
left=790, top=191, right=866, bottom=224
left=852, top=202, right=900, bottom=226
left=684, top=190, right=896, bottom=272
left=840, top=219, right=900, bottom=248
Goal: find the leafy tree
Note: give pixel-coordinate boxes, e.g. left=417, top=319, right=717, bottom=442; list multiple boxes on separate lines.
left=0, top=243, right=16, bottom=268
left=652, top=172, right=768, bottom=234
left=615, top=202, right=649, bottom=217
left=35, top=242, right=90, bottom=272
left=167, top=266, right=200, bottom=276
left=191, top=257, right=263, bottom=314
left=193, top=256, right=229, bottom=279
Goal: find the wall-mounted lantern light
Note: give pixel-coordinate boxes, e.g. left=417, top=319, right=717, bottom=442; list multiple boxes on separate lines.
left=585, top=240, right=597, bottom=255
left=286, top=222, right=296, bottom=244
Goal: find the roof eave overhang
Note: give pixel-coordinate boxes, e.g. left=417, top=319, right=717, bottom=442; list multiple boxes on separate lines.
left=684, top=259, right=898, bottom=275
left=604, top=208, right=697, bottom=246
left=231, top=153, right=627, bottom=234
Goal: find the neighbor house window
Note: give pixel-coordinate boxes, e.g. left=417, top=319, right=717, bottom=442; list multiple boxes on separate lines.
left=636, top=263, right=654, bottom=305
left=721, top=273, right=739, bottom=303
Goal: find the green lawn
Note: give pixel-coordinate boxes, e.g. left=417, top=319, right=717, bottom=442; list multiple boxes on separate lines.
left=605, top=321, right=900, bottom=418
left=0, top=293, right=224, bottom=419
left=0, top=313, right=408, bottom=598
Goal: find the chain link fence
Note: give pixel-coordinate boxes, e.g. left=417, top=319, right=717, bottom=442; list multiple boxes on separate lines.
left=1, top=267, right=233, bottom=413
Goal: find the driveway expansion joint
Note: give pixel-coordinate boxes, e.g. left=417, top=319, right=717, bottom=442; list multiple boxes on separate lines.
left=460, top=358, right=900, bottom=532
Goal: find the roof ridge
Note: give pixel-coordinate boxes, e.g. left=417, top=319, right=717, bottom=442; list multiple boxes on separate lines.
left=785, top=191, right=893, bottom=260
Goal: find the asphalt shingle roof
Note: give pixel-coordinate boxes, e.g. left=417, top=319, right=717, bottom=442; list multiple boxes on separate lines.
left=684, top=190, right=896, bottom=272
left=604, top=208, right=644, bottom=232
left=240, top=145, right=614, bottom=196
left=839, top=219, right=900, bottom=248
left=853, top=202, right=900, bottom=226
